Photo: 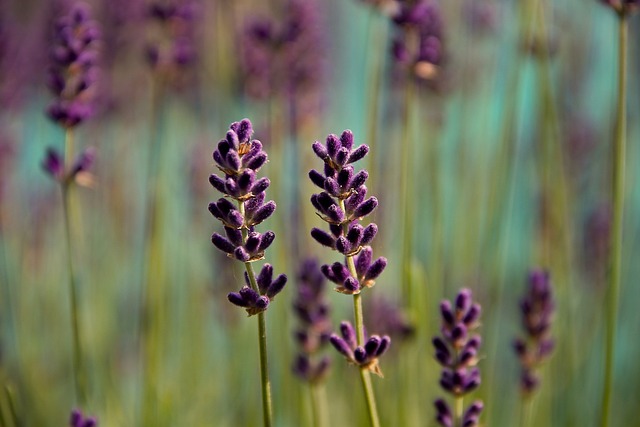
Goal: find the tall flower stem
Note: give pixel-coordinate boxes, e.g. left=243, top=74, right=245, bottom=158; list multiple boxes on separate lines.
left=309, top=383, right=328, bottom=427
left=240, top=201, right=273, bottom=427
left=400, top=72, right=416, bottom=313
left=339, top=199, right=381, bottom=427
left=601, top=12, right=627, bottom=427
left=455, top=396, right=463, bottom=426
left=62, top=128, right=87, bottom=405
left=141, top=75, right=168, bottom=426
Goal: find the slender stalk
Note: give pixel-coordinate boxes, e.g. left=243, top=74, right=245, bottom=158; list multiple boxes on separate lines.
left=309, top=383, right=328, bottom=427
left=519, top=397, right=532, bottom=427
left=400, top=67, right=416, bottom=312
left=239, top=201, right=273, bottom=427
left=141, top=74, right=167, bottom=426
left=62, top=128, right=87, bottom=405
left=338, top=199, right=381, bottom=427
left=601, top=12, right=627, bottom=427
left=454, top=396, right=463, bottom=427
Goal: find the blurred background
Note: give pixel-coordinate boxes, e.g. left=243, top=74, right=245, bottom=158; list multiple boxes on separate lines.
left=1, top=0, right=640, bottom=425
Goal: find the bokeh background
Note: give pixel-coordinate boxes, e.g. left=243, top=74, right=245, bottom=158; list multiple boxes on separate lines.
left=1, top=0, right=640, bottom=425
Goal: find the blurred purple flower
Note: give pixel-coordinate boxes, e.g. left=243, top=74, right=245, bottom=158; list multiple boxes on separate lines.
left=240, top=0, right=326, bottom=122
left=69, top=409, right=97, bottom=427
left=145, top=0, right=199, bottom=84
left=364, top=295, right=414, bottom=341
left=292, top=258, right=332, bottom=383
left=42, top=146, right=96, bottom=186
left=46, top=2, right=101, bottom=128
left=600, top=0, right=639, bottom=14
left=513, top=270, right=555, bottom=395
left=391, top=0, right=445, bottom=83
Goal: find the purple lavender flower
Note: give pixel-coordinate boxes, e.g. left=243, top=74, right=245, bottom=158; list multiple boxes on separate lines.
left=513, top=270, right=555, bottom=395
left=240, top=0, right=326, bottom=122
left=292, top=258, right=332, bottom=383
left=364, top=295, right=415, bottom=341
left=433, top=288, right=483, bottom=427
left=330, top=321, right=390, bottom=377
left=600, top=0, right=640, bottom=14
left=46, top=2, right=101, bottom=128
left=69, top=409, right=97, bottom=427
left=145, top=0, right=198, bottom=81
left=42, top=146, right=96, bottom=186
left=309, top=130, right=387, bottom=295
left=209, top=119, right=286, bottom=316
left=391, top=0, right=445, bottom=83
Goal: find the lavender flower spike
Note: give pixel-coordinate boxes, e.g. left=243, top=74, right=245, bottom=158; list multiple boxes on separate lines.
left=513, top=269, right=555, bottom=395
left=70, top=409, right=97, bottom=427
left=309, top=130, right=386, bottom=295
left=47, top=2, right=101, bottom=128
left=330, top=321, right=390, bottom=377
left=209, top=119, right=286, bottom=316
left=292, top=258, right=332, bottom=384
left=433, top=288, right=483, bottom=427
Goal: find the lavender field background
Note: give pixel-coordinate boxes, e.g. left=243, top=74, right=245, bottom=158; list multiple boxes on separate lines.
left=1, top=0, right=640, bottom=426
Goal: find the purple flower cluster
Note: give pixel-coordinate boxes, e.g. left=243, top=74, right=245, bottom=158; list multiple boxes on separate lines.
left=391, top=0, right=445, bottom=82
left=145, top=0, right=198, bottom=76
left=364, top=295, right=415, bottom=341
left=513, top=270, right=555, bottom=394
left=292, top=258, right=332, bottom=383
left=69, top=409, right=97, bottom=427
left=42, top=146, right=95, bottom=186
left=433, top=288, right=483, bottom=427
left=46, top=2, right=101, bottom=128
left=309, top=130, right=387, bottom=294
left=601, top=0, right=639, bottom=15
left=240, top=0, right=325, bottom=116
left=209, top=119, right=286, bottom=316
left=330, top=321, right=391, bottom=377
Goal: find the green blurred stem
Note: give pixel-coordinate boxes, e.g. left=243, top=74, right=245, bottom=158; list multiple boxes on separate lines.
left=239, top=202, right=273, bottom=427
left=520, top=396, right=533, bottom=427
left=400, top=72, right=416, bottom=312
left=141, top=75, right=167, bottom=426
left=601, top=12, right=627, bottom=427
left=338, top=200, right=380, bottom=427
left=62, top=128, right=87, bottom=405
left=309, top=383, right=328, bottom=427
left=455, top=396, right=463, bottom=427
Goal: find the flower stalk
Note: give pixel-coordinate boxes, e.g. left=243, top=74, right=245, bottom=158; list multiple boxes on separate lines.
left=601, top=7, right=629, bottom=427
left=209, top=119, right=287, bottom=427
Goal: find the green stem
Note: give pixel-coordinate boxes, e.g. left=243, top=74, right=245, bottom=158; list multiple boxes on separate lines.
left=338, top=199, right=380, bottom=427
left=520, top=396, right=533, bottom=427
left=62, top=128, right=87, bottom=405
left=601, top=12, right=627, bottom=427
left=239, top=201, right=273, bottom=427
left=140, top=74, right=169, bottom=426
left=309, top=383, right=328, bottom=427
left=455, top=396, right=463, bottom=427
left=400, top=71, right=415, bottom=312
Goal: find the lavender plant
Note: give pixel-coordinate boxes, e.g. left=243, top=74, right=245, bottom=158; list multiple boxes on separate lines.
left=598, top=1, right=636, bottom=425
left=432, top=289, right=483, bottom=427
left=69, top=409, right=97, bottom=427
left=145, top=0, right=198, bottom=86
left=41, top=1, right=100, bottom=407
left=209, top=118, right=286, bottom=427
left=292, top=258, right=332, bottom=427
left=391, top=0, right=445, bottom=84
left=513, top=270, right=555, bottom=397
left=309, top=130, right=389, bottom=427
